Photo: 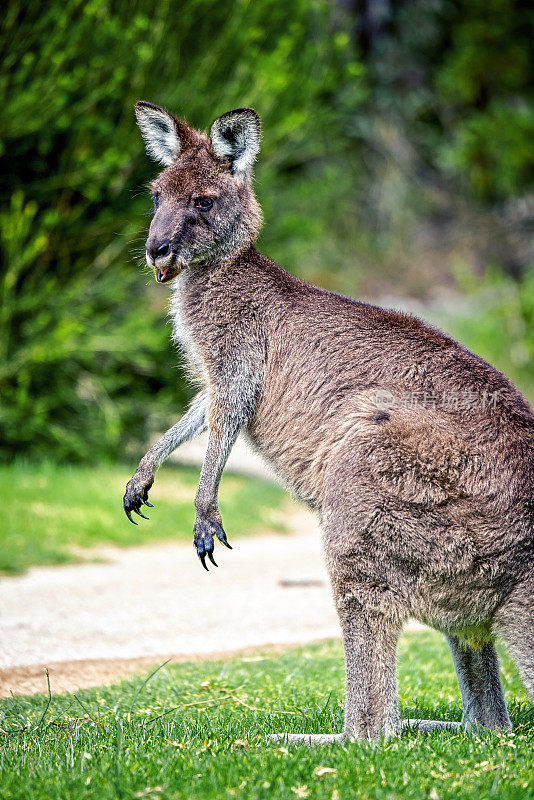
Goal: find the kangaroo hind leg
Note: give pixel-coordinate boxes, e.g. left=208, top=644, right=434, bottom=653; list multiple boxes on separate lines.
left=446, top=635, right=511, bottom=732
left=268, top=601, right=402, bottom=746
left=495, top=577, right=534, bottom=706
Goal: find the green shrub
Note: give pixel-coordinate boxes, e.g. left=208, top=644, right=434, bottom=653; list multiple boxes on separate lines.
left=439, top=266, right=534, bottom=401
left=362, top=0, right=534, bottom=203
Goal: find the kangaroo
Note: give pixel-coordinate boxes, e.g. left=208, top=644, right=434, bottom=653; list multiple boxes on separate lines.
left=124, top=101, right=534, bottom=743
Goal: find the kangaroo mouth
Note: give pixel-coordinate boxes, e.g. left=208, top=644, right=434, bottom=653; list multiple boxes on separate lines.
left=155, top=265, right=178, bottom=283
left=154, top=254, right=183, bottom=283
left=148, top=247, right=182, bottom=283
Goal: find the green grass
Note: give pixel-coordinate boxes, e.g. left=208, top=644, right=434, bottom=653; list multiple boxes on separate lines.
left=0, top=461, right=288, bottom=575
left=1, top=631, right=532, bottom=800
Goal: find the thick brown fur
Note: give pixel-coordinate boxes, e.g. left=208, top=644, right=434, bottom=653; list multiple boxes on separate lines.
left=125, top=102, right=534, bottom=742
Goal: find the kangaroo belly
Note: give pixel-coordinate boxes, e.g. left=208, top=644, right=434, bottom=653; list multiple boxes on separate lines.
left=247, top=408, right=336, bottom=507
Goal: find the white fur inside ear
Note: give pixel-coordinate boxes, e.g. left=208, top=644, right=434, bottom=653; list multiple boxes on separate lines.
left=210, top=109, right=260, bottom=177
left=135, top=104, right=181, bottom=166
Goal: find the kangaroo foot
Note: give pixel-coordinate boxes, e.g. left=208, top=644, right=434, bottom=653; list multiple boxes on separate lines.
left=268, top=719, right=464, bottom=746
left=402, top=719, right=463, bottom=732
left=267, top=733, right=346, bottom=746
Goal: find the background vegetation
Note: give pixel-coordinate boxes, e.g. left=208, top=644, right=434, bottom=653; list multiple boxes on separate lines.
left=1, top=0, right=533, bottom=462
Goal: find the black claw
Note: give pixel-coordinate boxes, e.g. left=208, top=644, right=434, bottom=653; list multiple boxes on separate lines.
left=208, top=552, right=218, bottom=567
left=199, top=553, right=209, bottom=571
left=134, top=508, right=149, bottom=520
left=125, top=508, right=138, bottom=525
left=143, top=500, right=154, bottom=508
left=213, top=522, right=232, bottom=549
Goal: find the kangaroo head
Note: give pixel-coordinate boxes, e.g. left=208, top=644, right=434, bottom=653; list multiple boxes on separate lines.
left=135, top=102, right=262, bottom=283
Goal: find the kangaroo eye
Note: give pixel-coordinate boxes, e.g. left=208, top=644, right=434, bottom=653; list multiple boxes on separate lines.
left=195, top=197, right=214, bottom=211
left=153, top=192, right=159, bottom=209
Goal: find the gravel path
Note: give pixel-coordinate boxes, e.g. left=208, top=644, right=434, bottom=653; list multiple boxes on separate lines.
left=0, top=510, right=345, bottom=696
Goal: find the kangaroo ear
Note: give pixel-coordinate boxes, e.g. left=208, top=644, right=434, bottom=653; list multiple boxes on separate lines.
left=210, top=108, right=261, bottom=178
left=135, top=101, right=184, bottom=166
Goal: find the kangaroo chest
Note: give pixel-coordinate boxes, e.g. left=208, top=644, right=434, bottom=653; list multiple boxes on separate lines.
left=169, top=271, right=209, bottom=386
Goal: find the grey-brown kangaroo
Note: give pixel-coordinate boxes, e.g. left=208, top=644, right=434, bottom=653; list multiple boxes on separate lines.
left=124, top=101, right=534, bottom=743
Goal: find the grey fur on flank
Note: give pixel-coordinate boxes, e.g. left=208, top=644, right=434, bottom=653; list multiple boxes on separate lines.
left=124, top=102, right=534, bottom=742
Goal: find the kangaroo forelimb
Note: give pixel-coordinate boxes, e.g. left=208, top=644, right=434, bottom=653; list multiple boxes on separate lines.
left=193, top=405, right=246, bottom=570
left=123, top=393, right=208, bottom=523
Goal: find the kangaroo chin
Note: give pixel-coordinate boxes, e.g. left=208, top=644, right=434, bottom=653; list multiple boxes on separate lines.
left=124, top=100, right=534, bottom=742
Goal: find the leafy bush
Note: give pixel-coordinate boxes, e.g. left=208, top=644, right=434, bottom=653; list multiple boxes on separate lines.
left=363, top=0, right=534, bottom=202
left=441, top=266, right=534, bottom=402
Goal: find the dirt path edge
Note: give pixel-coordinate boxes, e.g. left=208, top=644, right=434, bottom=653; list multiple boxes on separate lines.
left=0, top=639, right=336, bottom=698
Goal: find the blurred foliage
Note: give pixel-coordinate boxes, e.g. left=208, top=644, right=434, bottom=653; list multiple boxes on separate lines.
left=362, top=0, right=534, bottom=202
left=440, top=267, right=534, bottom=402
left=1, top=0, right=533, bottom=462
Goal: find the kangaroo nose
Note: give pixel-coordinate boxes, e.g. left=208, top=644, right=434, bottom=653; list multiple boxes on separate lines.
left=146, top=239, right=171, bottom=261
